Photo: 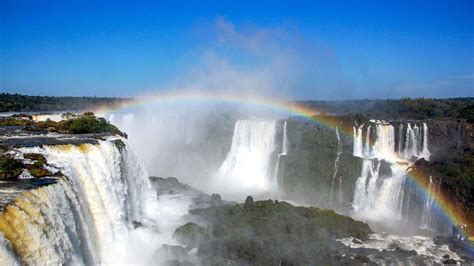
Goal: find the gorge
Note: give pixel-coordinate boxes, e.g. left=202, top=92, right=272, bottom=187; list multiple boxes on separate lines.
left=0, top=101, right=473, bottom=265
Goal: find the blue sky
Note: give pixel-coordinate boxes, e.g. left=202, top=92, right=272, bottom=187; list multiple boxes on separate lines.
left=1, top=0, right=473, bottom=100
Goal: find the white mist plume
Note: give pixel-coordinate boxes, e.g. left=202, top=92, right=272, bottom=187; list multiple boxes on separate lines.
left=144, top=16, right=351, bottom=100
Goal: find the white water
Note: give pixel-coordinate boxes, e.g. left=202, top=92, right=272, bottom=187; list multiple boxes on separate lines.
left=421, top=176, right=442, bottom=231
left=353, top=124, right=364, bottom=158
left=401, top=123, right=430, bottom=160
left=282, top=120, right=288, bottom=155
left=273, top=120, right=288, bottom=190
left=217, top=119, right=278, bottom=195
left=0, top=177, right=96, bottom=264
left=330, top=127, right=343, bottom=204
left=338, top=233, right=461, bottom=263
left=3, top=138, right=159, bottom=264
left=352, top=122, right=432, bottom=230
left=0, top=233, right=19, bottom=266
left=31, top=114, right=64, bottom=122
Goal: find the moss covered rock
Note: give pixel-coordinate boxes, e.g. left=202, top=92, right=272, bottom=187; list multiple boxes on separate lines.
left=173, top=222, right=207, bottom=248
left=176, top=199, right=372, bottom=265
left=0, top=155, right=24, bottom=180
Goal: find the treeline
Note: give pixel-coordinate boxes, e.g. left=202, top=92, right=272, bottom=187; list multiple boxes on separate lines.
left=299, top=97, right=474, bottom=122
left=0, top=93, right=132, bottom=112
left=1, top=93, right=473, bottom=122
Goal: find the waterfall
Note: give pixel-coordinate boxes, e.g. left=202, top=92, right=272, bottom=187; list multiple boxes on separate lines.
left=330, top=127, right=343, bottom=204
left=353, top=124, right=364, bottom=158
left=397, top=124, right=404, bottom=155
left=282, top=120, right=288, bottom=155
left=0, top=233, right=19, bottom=266
left=364, top=125, right=372, bottom=157
left=217, top=119, right=278, bottom=192
left=372, top=124, right=396, bottom=161
left=0, top=138, right=156, bottom=264
left=273, top=120, right=288, bottom=189
left=352, top=121, right=432, bottom=229
left=421, top=176, right=436, bottom=230
left=353, top=160, right=381, bottom=213
left=31, top=113, right=64, bottom=122
left=0, top=178, right=96, bottom=264
left=420, top=123, right=431, bottom=160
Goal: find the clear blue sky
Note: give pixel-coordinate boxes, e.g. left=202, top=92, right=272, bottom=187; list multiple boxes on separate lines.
left=1, top=0, right=473, bottom=99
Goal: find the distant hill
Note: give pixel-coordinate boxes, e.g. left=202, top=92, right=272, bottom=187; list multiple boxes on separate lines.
left=0, top=93, right=131, bottom=112
left=1, top=93, right=473, bottom=122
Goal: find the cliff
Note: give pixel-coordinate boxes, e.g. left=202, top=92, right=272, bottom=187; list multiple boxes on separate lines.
left=0, top=113, right=154, bottom=264
left=279, top=115, right=474, bottom=224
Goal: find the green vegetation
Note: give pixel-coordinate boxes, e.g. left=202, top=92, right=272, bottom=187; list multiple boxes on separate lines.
left=300, top=97, right=474, bottom=121
left=23, top=153, right=47, bottom=164
left=173, top=222, right=207, bottom=247
left=174, top=198, right=372, bottom=265
left=0, top=117, right=33, bottom=127
left=0, top=153, right=56, bottom=180
left=3, top=93, right=472, bottom=121
left=412, top=148, right=474, bottom=236
left=0, top=93, right=131, bottom=112
left=24, top=154, right=53, bottom=177
left=19, top=112, right=126, bottom=136
left=0, top=155, right=24, bottom=180
left=113, top=139, right=126, bottom=151
left=27, top=162, right=53, bottom=177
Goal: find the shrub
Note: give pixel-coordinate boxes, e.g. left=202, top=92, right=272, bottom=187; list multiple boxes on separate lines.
left=0, top=155, right=24, bottom=180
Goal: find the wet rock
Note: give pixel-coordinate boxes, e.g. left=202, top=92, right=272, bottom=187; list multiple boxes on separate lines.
left=244, top=195, right=254, bottom=206
left=173, top=222, right=206, bottom=248
left=181, top=199, right=372, bottom=265
left=443, top=258, right=457, bottom=264
left=210, top=194, right=222, bottom=207
left=113, top=139, right=126, bottom=151
left=132, top=221, right=144, bottom=229
left=23, top=153, right=47, bottom=163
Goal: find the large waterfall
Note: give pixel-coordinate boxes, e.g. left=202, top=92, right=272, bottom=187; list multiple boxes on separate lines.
left=352, top=122, right=435, bottom=231
left=217, top=119, right=279, bottom=194
left=0, top=138, right=157, bottom=264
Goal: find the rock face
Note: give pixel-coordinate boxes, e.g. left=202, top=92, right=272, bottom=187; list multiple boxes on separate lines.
left=174, top=199, right=372, bottom=265
left=279, top=116, right=474, bottom=234
left=279, top=116, right=362, bottom=211
left=426, top=119, right=473, bottom=161
left=411, top=120, right=474, bottom=235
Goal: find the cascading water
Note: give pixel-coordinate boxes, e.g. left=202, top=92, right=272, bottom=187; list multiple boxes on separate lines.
left=217, top=119, right=278, bottom=193
left=0, top=177, right=96, bottom=264
left=0, top=138, right=157, bottom=264
left=401, top=123, right=430, bottom=161
left=31, top=113, right=64, bottom=122
left=352, top=122, right=433, bottom=231
left=330, top=127, right=343, bottom=204
left=273, top=120, right=288, bottom=190
left=421, top=176, right=438, bottom=230
left=0, top=233, right=18, bottom=266
left=353, top=124, right=364, bottom=158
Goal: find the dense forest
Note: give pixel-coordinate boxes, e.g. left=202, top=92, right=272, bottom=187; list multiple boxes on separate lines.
left=300, top=97, right=474, bottom=122
left=1, top=93, right=473, bottom=122
left=0, top=93, right=132, bottom=112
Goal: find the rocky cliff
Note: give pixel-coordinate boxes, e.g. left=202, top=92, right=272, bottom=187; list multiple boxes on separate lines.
left=279, top=115, right=474, bottom=224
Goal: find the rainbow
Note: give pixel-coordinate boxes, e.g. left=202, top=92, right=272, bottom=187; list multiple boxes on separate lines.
left=93, top=90, right=473, bottom=242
